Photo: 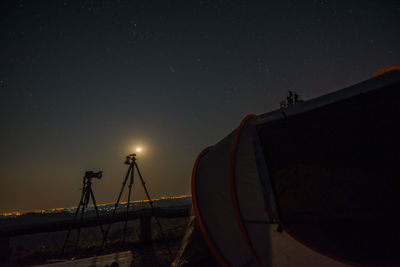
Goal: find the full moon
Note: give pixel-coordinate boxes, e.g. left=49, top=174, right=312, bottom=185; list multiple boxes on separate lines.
left=136, top=147, right=142, bottom=153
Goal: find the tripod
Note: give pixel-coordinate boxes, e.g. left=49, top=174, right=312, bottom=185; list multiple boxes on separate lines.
left=61, top=171, right=105, bottom=254
left=102, top=154, right=169, bottom=251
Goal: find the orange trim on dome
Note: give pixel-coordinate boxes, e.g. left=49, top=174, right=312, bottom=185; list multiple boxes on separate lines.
left=191, top=146, right=229, bottom=267
left=374, top=65, right=400, bottom=77
left=228, top=114, right=263, bottom=267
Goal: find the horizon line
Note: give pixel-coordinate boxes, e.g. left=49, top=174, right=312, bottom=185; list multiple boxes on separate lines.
left=0, top=194, right=192, bottom=217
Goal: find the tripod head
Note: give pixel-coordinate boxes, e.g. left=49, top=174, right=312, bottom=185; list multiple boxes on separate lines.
left=124, top=154, right=137, bottom=165
left=84, top=171, right=102, bottom=183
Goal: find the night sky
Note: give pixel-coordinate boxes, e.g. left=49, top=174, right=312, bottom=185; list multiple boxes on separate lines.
left=1, top=0, right=399, bottom=212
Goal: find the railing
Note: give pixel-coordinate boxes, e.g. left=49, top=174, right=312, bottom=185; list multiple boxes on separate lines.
left=0, top=206, right=190, bottom=262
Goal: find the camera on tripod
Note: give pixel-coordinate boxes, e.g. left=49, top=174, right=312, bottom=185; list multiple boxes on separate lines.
left=124, top=154, right=137, bottom=165
left=62, top=170, right=104, bottom=253
left=84, top=171, right=102, bottom=179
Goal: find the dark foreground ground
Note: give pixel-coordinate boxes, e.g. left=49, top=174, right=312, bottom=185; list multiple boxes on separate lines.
left=7, top=216, right=189, bottom=266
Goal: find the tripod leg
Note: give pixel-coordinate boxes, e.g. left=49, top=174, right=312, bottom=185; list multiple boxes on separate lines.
left=61, top=188, right=85, bottom=254
left=75, top=189, right=88, bottom=252
left=123, top=165, right=134, bottom=247
left=134, top=163, right=172, bottom=257
left=102, top=165, right=132, bottom=248
left=134, top=163, right=155, bottom=209
left=90, top=189, right=105, bottom=240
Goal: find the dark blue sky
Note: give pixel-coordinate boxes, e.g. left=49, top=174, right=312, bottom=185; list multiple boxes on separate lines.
left=1, top=0, right=399, bottom=212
